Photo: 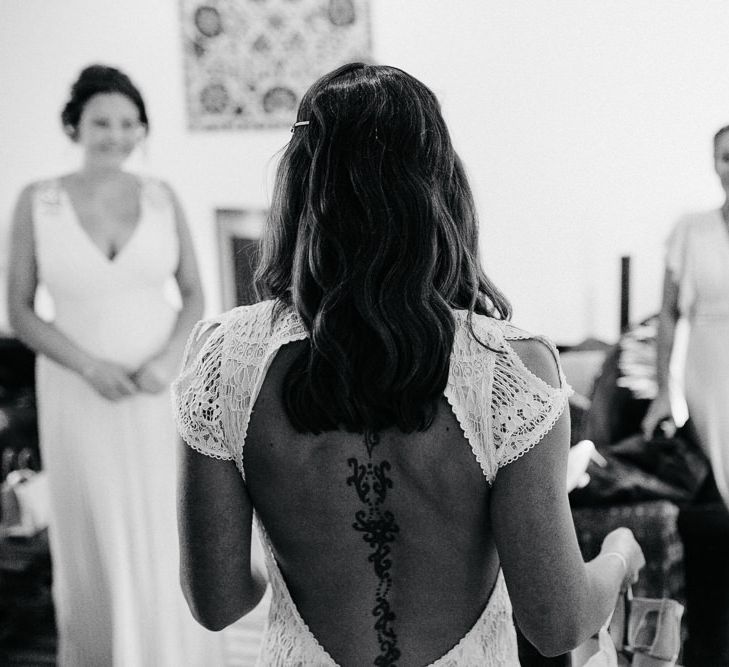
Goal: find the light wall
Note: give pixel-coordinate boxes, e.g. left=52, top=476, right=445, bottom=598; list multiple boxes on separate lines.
left=2, top=1, right=728, bottom=343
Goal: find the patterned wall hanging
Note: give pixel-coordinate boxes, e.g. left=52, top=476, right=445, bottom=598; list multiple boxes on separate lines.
left=180, top=0, right=371, bottom=130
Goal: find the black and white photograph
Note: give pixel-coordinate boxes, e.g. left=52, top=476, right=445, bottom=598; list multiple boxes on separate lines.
left=1, top=2, right=728, bottom=665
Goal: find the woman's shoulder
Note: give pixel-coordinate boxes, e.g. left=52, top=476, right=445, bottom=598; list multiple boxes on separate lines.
left=178, top=304, right=276, bottom=377
left=15, top=177, right=66, bottom=216
left=221, top=300, right=275, bottom=326
left=210, top=300, right=307, bottom=341
left=458, top=312, right=564, bottom=386
left=133, top=173, right=177, bottom=209
left=458, top=311, right=555, bottom=347
left=453, top=310, right=503, bottom=347
left=178, top=301, right=306, bottom=378
left=136, top=173, right=170, bottom=191
left=21, top=176, right=63, bottom=199
left=672, top=209, right=721, bottom=235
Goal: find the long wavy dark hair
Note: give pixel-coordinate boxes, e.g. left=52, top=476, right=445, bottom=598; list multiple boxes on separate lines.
left=255, top=63, right=511, bottom=434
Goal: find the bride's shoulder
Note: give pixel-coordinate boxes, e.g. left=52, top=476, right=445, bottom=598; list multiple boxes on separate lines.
left=453, top=310, right=518, bottom=350
left=224, top=300, right=306, bottom=339
left=455, top=312, right=564, bottom=387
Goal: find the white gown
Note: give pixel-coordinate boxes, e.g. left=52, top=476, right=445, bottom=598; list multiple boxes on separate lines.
left=667, top=210, right=729, bottom=509
left=173, top=300, right=572, bottom=666
left=31, top=177, right=225, bottom=666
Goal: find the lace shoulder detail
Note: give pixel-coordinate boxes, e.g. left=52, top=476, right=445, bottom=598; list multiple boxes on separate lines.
left=445, top=313, right=571, bottom=483
left=172, top=313, right=231, bottom=461
left=174, top=301, right=309, bottom=472
left=491, top=321, right=572, bottom=473
left=220, top=301, right=307, bottom=475
left=444, top=312, right=501, bottom=481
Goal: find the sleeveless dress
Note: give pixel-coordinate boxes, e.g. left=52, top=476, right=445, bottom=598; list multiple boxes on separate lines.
left=173, top=300, right=572, bottom=666
left=31, top=178, right=225, bottom=667
left=666, top=210, right=729, bottom=508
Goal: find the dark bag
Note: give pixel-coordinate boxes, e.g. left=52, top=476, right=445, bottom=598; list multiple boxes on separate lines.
left=570, top=429, right=710, bottom=507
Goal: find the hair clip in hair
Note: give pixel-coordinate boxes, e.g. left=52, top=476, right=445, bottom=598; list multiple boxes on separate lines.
left=290, top=120, right=310, bottom=133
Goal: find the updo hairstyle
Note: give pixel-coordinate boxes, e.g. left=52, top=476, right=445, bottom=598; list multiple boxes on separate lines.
left=61, top=64, right=149, bottom=141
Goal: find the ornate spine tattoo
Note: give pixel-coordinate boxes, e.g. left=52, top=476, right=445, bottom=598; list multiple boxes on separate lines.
left=346, top=430, right=401, bottom=666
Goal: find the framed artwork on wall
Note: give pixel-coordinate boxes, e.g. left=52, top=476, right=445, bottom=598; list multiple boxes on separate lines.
left=180, top=0, right=371, bottom=130
left=216, top=208, right=266, bottom=310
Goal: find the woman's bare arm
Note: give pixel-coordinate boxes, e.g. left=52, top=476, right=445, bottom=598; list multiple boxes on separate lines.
left=491, top=339, right=643, bottom=657
left=178, top=447, right=267, bottom=630
left=641, top=269, right=680, bottom=439
left=177, top=327, right=266, bottom=630
left=7, top=184, right=136, bottom=400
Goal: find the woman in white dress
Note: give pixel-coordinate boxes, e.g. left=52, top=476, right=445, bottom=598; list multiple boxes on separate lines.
left=643, top=124, right=729, bottom=510
left=173, top=63, right=645, bottom=665
left=7, top=65, right=224, bottom=666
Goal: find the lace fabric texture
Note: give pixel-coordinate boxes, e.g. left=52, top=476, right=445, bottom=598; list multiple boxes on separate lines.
left=172, top=301, right=572, bottom=665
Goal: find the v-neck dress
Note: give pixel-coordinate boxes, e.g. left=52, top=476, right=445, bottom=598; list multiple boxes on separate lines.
left=31, top=177, right=224, bottom=667
left=667, top=209, right=729, bottom=508
left=173, top=300, right=572, bottom=666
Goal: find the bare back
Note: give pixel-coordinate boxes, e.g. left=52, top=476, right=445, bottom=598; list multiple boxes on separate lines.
left=245, top=342, right=500, bottom=665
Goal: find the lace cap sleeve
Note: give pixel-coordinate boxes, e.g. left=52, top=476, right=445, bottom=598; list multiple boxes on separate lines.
left=492, top=326, right=572, bottom=473
left=171, top=317, right=232, bottom=461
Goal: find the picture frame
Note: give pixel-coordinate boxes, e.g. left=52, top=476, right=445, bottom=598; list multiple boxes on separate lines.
left=180, top=0, right=372, bottom=130
left=216, top=208, right=266, bottom=310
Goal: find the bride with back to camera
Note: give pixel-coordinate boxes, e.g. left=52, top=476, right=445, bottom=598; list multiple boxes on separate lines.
left=174, top=62, right=645, bottom=666
left=7, top=64, right=224, bottom=666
